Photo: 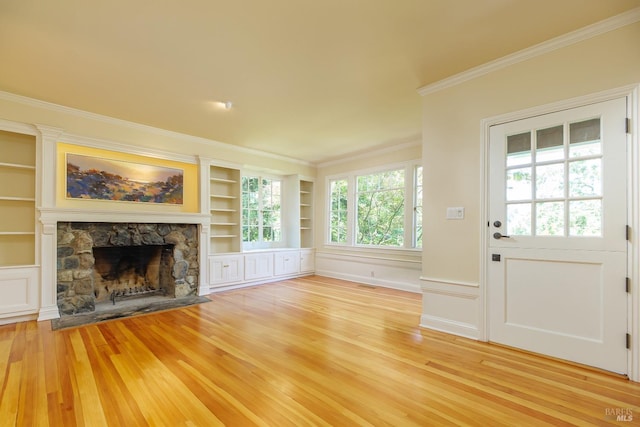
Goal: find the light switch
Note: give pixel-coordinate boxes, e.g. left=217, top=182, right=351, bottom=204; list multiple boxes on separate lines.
left=446, top=207, right=465, bottom=220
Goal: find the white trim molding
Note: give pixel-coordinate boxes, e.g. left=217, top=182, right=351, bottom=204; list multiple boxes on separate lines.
left=418, top=7, right=640, bottom=96
left=419, top=276, right=478, bottom=288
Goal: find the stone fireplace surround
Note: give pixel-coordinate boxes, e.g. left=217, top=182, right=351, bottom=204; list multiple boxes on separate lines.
left=56, top=222, right=200, bottom=316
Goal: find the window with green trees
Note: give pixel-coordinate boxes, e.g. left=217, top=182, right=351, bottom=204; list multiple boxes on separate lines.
left=329, top=179, right=348, bottom=244
left=242, top=176, right=281, bottom=245
left=357, top=169, right=405, bottom=246
left=327, top=162, right=422, bottom=249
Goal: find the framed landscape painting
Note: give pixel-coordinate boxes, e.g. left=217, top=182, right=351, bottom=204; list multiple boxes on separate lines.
left=66, top=153, right=184, bottom=205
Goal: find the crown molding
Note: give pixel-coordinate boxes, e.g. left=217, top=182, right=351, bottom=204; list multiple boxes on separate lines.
left=418, top=7, right=640, bottom=96
left=0, top=90, right=313, bottom=167
left=316, top=136, right=421, bottom=168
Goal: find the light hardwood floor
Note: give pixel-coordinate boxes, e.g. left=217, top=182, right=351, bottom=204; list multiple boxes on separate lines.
left=1, top=275, right=639, bottom=426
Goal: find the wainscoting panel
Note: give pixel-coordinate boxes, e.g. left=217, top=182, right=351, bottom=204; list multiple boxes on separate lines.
left=315, top=251, right=422, bottom=293
left=420, top=278, right=482, bottom=340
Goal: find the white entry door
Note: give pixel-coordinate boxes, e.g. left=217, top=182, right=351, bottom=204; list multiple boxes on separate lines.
left=488, top=98, right=629, bottom=374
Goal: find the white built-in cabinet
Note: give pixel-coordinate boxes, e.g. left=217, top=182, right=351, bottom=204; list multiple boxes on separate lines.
left=274, top=250, right=300, bottom=276
left=300, top=248, right=315, bottom=273
left=207, top=162, right=315, bottom=288
left=209, top=254, right=244, bottom=285
left=209, top=249, right=315, bottom=287
left=244, top=252, right=274, bottom=281
left=0, top=128, right=40, bottom=321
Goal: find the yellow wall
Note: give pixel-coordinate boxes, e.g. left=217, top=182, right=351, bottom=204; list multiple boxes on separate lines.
left=420, top=22, right=640, bottom=283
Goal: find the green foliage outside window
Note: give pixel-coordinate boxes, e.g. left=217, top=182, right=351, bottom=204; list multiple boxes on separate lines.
left=329, top=179, right=348, bottom=243
left=242, top=176, right=281, bottom=243
left=356, top=169, right=405, bottom=246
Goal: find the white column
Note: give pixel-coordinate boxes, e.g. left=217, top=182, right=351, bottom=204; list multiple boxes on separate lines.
left=35, top=124, right=64, bottom=321
left=197, top=156, right=212, bottom=294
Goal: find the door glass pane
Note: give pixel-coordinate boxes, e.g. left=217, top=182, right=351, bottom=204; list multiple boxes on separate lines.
left=507, top=132, right=531, bottom=167
left=569, top=159, right=601, bottom=197
left=507, top=203, right=531, bottom=236
left=536, top=125, right=564, bottom=162
left=569, top=199, right=602, bottom=236
left=536, top=163, right=564, bottom=199
left=536, top=202, right=564, bottom=236
left=506, top=167, right=531, bottom=201
left=570, top=118, right=601, bottom=157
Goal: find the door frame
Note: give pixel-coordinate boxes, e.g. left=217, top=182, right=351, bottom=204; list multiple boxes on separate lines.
left=479, top=85, right=639, bottom=381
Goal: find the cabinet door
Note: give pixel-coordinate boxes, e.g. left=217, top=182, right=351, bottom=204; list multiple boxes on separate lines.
left=300, top=249, right=315, bottom=273
left=274, top=251, right=300, bottom=276
left=245, top=253, right=274, bottom=281
left=209, top=255, right=243, bottom=285
left=0, top=267, right=38, bottom=318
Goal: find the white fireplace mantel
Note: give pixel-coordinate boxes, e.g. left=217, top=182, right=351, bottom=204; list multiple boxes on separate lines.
left=36, top=207, right=211, bottom=321
left=39, top=207, right=210, bottom=226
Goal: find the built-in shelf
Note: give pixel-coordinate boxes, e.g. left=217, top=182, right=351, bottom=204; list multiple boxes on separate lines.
left=0, top=130, right=37, bottom=267
left=209, top=164, right=242, bottom=254
left=0, top=231, right=36, bottom=236
left=0, top=197, right=35, bottom=202
left=211, top=177, right=237, bottom=184
left=0, top=162, right=35, bottom=170
left=299, top=180, right=314, bottom=248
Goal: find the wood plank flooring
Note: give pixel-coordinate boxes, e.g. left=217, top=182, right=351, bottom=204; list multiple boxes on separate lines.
left=1, top=275, right=639, bottom=426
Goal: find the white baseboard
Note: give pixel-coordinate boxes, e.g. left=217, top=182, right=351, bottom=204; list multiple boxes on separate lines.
left=420, top=314, right=480, bottom=340
left=315, top=269, right=421, bottom=293
left=208, top=272, right=314, bottom=293
left=38, top=305, right=61, bottom=321
left=0, top=313, right=38, bottom=325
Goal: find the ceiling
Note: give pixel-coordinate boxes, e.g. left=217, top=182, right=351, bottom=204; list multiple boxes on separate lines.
left=1, top=1, right=639, bottom=164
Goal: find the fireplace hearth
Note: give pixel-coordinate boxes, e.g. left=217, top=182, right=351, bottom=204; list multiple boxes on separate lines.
left=56, top=222, right=199, bottom=316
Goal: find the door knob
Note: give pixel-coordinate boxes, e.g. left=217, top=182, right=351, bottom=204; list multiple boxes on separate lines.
left=493, top=220, right=502, bottom=227
left=493, top=232, right=510, bottom=239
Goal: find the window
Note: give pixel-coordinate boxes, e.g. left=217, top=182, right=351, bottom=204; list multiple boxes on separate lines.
left=242, top=176, right=282, bottom=247
left=414, top=166, right=423, bottom=248
left=327, top=161, right=422, bottom=249
left=329, top=179, right=348, bottom=244
left=357, top=169, right=405, bottom=246
left=505, top=118, right=603, bottom=237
